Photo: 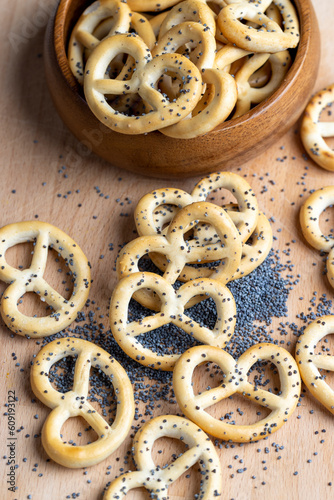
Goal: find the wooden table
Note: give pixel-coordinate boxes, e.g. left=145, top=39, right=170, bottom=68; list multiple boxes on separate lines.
left=1, top=1, right=334, bottom=499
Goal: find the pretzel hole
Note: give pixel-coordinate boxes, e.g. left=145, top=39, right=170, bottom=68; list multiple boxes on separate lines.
left=185, top=297, right=218, bottom=330
left=247, top=360, right=281, bottom=396
left=248, top=60, right=272, bottom=89
left=59, top=416, right=99, bottom=446
left=116, top=488, right=150, bottom=499
left=151, top=438, right=203, bottom=498
left=5, top=241, right=35, bottom=270
left=319, top=206, right=334, bottom=243
left=319, top=105, right=334, bottom=150
left=136, top=322, right=199, bottom=356
left=49, top=355, right=76, bottom=393
left=17, top=292, right=55, bottom=317
left=313, top=334, right=334, bottom=390
left=87, top=366, right=117, bottom=426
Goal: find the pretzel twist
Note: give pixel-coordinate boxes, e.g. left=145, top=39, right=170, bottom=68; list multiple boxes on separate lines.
left=84, top=34, right=203, bottom=134
left=118, top=201, right=242, bottom=309
left=300, top=187, right=334, bottom=288
left=300, top=84, right=334, bottom=172
left=0, top=221, right=90, bottom=338
left=110, top=271, right=236, bottom=370
left=104, top=415, right=222, bottom=499
left=173, top=344, right=301, bottom=442
left=295, top=315, right=334, bottom=415
left=30, top=337, right=134, bottom=468
left=68, top=0, right=131, bottom=84
left=217, top=0, right=299, bottom=53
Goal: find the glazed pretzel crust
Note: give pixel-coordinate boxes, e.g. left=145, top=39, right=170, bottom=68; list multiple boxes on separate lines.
left=105, top=414, right=222, bottom=499
left=0, top=221, right=91, bottom=338
left=295, top=315, right=334, bottom=415
left=173, top=343, right=301, bottom=442
left=110, top=271, right=236, bottom=370
left=30, top=337, right=134, bottom=468
left=300, top=84, right=334, bottom=171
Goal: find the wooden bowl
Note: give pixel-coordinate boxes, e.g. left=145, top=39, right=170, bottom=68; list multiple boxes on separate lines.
left=44, top=0, right=320, bottom=178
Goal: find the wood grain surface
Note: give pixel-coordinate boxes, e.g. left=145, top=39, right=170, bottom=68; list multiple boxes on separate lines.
left=1, top=1, right=334, bottom=499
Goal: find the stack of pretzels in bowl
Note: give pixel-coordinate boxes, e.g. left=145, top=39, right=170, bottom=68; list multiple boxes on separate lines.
left=110, top=171, right=302, bottom=445
left=67, top=0, right=298, bottom=139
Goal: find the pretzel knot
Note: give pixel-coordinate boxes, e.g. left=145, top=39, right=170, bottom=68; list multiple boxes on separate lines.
left=173, top=344, right=301, bottom=442
left=295, top=315, right=334, bottom=415
left=84, top=33, right=203, bottom=135
left=0, top=221, right=91, bottom=338
left=30, top=337, right=134, bottom=468
left=300, top=84, right=334, bottom=172
left=300, top=187, right=334, bottom=289
left=110, top=271, right=236, bottom=370
left=104, top=415, right=222, bottom=499
left=118, top=201, right=242, bottom=310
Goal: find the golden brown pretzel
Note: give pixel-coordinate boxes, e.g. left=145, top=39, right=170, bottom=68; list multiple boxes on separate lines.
left=30, top=337, right=134, bottom=468
left=110, top=271, right=236, bottom=370
left=173, top=343, right=301, bottom=442
left=0, top=221, right=90, bottom=338
left=300, top=84, right=334, bottom=171
left=84, top=34, right=203, bottom=135
left=118, top=201, right=242, bottom=310
left=104, top=415, right=222, bottom=499
left=295, top=315, right=334, bottom=415
left=218, top=0, right=299, bottom=53
left=300, top=187, right=334, bottom=289
left=68, top=0, right=131, bottom=84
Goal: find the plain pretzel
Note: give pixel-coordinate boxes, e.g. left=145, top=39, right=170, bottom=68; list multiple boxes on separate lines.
left=173, top=343, right=301, bottom=442
left=295, top=315, right=334, bottom=415
left=110, top=271, right=236, bottom=370
left=0, top=221, right=90, bottom=338
left=104, top=415, right=222, bottom=499
left=30, top=337, right=134, bottom=468
left=300, top=84, right=334, bottom=171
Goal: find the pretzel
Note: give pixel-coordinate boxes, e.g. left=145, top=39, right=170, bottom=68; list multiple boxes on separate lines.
left=118, top=201, right=242, bottom=310
left=160, top=69, right=237, bottom=139
left=68, top=0, right=131, bottom=84
left=0, top=221, right=91, bottom=338
left=84, top=34, right=203, bottom=135
left=173, top=343, right=301, bottom=442
left=217, top=0, right=299, bottom=53
left=295, top=315, right=334, bottom=415
left=300, top=84, right=334, bottom=171
left=233, top=50, right=291, bottom=118
left=135, top=171, right=259, bottom=244
left=30, top=337, right=134, bottom=468
left=300, top=187, right=334, bottom=288
left=110, top=271, right=236, bottom=370
left=104, top=414, right=222, bottom=499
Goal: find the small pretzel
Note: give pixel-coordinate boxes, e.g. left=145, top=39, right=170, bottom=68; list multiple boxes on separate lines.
left=118, top=201, right=242, bottom=310
left=30, top=337, right=134, bottom=468
left=84, top=34, right=203, bottom=135
left=300, top=84, right=334, bottom=172
left=233, top=50, right=291, bottom=118
left=68, top=0, right=131, bottom=84
left=135, top=171, right=259, bottom=244
left=160, top=69, right=237, bottom=139
left=217, top=0, right=299, bottom=53
left=0, top=221, right=91, bottom=338
left=300, top=187, right=334, bottom=288
left=110, top=271, right=236, bottom=370
left=173, top=343, right=301, bottom=442
left=295, top=315, right=334, bottom=415
left=104, top=415, right=222, bottom=500
left=159, top=0, right=216, bottom=39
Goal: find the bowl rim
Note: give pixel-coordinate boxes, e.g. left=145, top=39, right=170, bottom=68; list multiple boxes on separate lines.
left=52, top=0, right=317, bottom=136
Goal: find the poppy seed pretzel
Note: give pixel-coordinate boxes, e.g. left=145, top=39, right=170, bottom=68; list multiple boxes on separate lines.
left=218, top=0, right=299, bottom=53
left=30, top=337, right=135, bottom=468
left=104, top=415, right=222, bottom=500
left=300, top=84, right=334, bottom=171
left=110, top=271, right=236, bottom=370
left=68, top=0, right=131, bottom=84
left=173, top=344, right=301, bottom=442
left=117, top=201, right=242, bottom=310
left=295, top=315, right=334, bottom=415
left=300, top=187, right=334, bottom=289
left=0, top=221, right=91, bottom=338
left=84, top=33, right=203, bottom=135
